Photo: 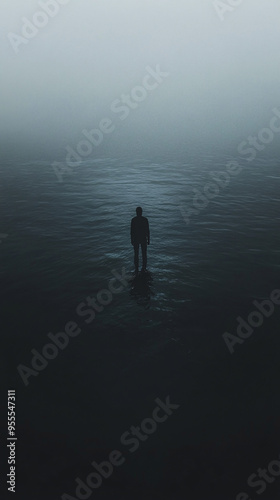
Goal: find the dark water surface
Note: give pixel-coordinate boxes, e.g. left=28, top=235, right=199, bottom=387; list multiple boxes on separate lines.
left=2, top=153, right=280, bottom=499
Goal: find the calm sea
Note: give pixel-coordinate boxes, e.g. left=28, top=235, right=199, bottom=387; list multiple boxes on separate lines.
left=2, top=152, right=280, bottom=499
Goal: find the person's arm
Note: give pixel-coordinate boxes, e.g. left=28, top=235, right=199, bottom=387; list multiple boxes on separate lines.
left=131, top=219, right=134, bottom=245
left=146, top=219, right=150, bottom=245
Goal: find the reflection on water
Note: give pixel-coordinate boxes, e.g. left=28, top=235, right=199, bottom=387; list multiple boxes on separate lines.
left=1, top=154, right=280, bottom=342
left=129, top=270, right=154, bottom=308
left=2, top=154, right=280, bottom=500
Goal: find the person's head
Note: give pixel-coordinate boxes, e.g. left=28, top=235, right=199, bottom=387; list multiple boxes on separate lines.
left=136, top=206, right=142, bottom=216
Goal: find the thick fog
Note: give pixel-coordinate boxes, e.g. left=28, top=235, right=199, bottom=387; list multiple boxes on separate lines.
left=1, top=0, right=280, bottom=159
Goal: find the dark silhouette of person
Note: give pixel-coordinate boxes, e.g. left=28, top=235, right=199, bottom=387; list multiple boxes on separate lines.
left=131, top=207, right=150, bottom=273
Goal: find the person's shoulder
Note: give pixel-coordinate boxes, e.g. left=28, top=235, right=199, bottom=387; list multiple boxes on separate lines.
left=143, top=216, right=148, bottom=222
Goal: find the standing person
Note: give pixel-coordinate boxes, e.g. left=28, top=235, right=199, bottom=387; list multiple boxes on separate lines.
left=131, top=207, right=150, bottom=274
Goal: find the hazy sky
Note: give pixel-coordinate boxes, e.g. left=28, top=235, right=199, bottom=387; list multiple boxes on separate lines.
left=1, top=0, right=280, bottom=159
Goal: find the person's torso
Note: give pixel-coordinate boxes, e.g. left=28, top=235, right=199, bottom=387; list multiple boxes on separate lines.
left=132, top=216, right=148, bottom=242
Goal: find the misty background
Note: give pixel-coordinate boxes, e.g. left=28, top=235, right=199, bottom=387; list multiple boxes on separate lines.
left=1, top=0, right=280, bottom=161
left=2, top=3, right=280, bottom=499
